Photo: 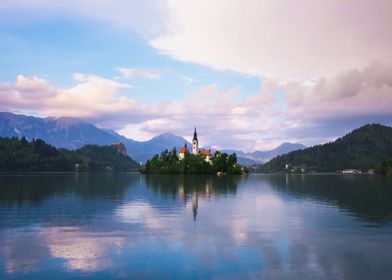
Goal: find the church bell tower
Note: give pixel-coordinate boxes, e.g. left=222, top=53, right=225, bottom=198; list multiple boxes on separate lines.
left=192, top=127, right=199, bottom=155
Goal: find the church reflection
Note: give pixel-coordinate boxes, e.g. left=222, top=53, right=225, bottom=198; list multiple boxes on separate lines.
left=144, top=175, right=242, bottom=221
left=177, top=180, right=201, bottom=220
left=192, top=190, right=198, bottom=221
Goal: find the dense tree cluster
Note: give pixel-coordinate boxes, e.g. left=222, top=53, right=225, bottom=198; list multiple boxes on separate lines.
left=140, top=148, right=247, bottom=174
left=260, top=124, right=392, bottom=173
left=377, top=160, right=392, bottom=175
left=0, top=137, right=139, bottom=172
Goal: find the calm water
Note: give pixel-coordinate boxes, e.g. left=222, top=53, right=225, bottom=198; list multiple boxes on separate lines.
left=0, top=174, right=392, bottom=279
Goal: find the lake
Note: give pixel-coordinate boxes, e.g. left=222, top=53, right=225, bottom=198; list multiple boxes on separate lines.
left=0, top=173, right=392, bottom=279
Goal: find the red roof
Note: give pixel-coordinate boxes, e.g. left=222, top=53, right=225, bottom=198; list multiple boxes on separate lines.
left=200, top=150, right=211, bottom=156
left=179, top=145, right=188, bottom=153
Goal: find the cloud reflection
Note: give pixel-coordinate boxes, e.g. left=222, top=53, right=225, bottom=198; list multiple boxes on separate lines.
left=41, top=227, right=125, bottom=272
left=1, top=226, right=126, bottom=274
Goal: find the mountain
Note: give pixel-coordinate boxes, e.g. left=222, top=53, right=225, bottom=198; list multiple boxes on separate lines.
left=261, top=124, right=392, bottom=172
left=223, top=143, right=306, bottom=165
left=129, top=133, right=191, bottom=163
left=0, top=112, right=190, bottom=163
left=0, top=112, right=305, bottom=165
left=0, top=112, right=116, bottom=149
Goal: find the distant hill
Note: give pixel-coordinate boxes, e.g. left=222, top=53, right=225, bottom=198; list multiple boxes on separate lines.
left=261, top=124, right=392, bottom=172
left=135, top=133, right=191, bottom=163
left=99, top=130, right=191, bottom=163
left=223, top=143, right=306, bottom=165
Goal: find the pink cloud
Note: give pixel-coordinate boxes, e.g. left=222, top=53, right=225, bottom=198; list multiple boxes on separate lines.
left=0, top=74, right=136, bottom=124
left=283, top=61, right=392, bottom=120
left=150, top=0, right=392, bottom=78
left=1, top=63, right=392, bottom=151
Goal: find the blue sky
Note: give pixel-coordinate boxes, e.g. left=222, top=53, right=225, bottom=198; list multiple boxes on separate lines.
left=0, top=12, right=261, bottom=102
left=0, top=0, right=391, bottom=151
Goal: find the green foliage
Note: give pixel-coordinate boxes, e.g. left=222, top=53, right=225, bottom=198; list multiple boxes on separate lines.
left=0, top=137, right=139, bottom=172
left=377, top=160, right=392, bottom=175
left=140, top=149, right=245, bottom=175
left=260, top=124, right=392, bottom=173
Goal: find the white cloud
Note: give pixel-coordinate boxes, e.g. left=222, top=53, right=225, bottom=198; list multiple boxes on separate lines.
left=3, top=0, right=391, bottom=81
left=181, top=76, right=196, bottom=84
left=150, top=0, right=392, bottom=78
left=0, top=74, right=136, bottom=127
left=116, top=67, right=161, bottom=80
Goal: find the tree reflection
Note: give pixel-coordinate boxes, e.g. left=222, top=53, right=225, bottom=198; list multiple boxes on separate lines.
left=264, top=174, right=392, bottom=223
left=0, top=173, right=137, bottom=206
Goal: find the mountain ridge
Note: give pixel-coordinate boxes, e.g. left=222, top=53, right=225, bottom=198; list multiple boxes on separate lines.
left=0, top=112, right=305, bottom=164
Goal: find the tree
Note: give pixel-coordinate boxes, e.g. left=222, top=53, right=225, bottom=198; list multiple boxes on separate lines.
left=141, top=149, right=245, bottom=174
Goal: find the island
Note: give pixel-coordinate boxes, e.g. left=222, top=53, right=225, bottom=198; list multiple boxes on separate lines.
left=140, top=128, right=249, bottom=175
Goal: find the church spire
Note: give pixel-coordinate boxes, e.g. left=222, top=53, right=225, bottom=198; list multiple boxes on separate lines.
left=193, top=126, right=198, bottom=141
left=192, top=126, right=199, bottom=155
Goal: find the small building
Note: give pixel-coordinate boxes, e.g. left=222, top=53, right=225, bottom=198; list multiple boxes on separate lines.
left=200, top=149, right=212, bottom=163
left=179, top=143, right=189, bottom=160
left=341, top=169, right=362, bottom=174
left=111, top=142, right=127, bottom=156
left=178, top=127, right=213, bottom=163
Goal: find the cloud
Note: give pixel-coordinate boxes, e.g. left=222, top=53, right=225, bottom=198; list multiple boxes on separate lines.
left=116, top=67, right=161, bottom=80
left=2, top=0, right=391, bottom=80
left=283, top=61, right=392, bottom=122
left=181, top=76, right=196, bottom=84
left=255, top=61, right=392, bottom=142
left=0, top=74, right=137, bottom=128
left=150, top=0, right=392, bottom=78
left=133, top=61, right=392, bottom=149
left=2, top=61, right=392, bottom=151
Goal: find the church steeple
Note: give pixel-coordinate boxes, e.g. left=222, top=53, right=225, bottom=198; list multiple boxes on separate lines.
left=192, top=126, right=199, bottom=155
left=193, top=126, right=198, bottom=141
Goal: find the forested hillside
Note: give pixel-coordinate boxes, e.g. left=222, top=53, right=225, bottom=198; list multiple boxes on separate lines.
left=260, top=124, right=392, bottom=173
left=0, top=137, right=139, bottom=172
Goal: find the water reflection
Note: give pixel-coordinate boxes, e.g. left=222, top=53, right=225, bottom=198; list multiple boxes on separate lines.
left=0, top=174, right=391, bottom=279
left=0, top=173, right=138, bottom=230
left=144, top=175, right=241, bottom=221
left=0, top=173, right=137, bottom=204
left=263, top=174, right=392, bottom=223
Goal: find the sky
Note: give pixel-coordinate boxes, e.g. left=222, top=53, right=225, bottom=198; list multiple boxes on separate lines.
left=0, top=0, right=391, bottom=151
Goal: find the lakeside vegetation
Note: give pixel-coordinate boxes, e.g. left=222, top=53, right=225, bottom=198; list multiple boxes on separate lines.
left=259, top=124, right=392, bottom=174
left=0, top=137, right=140, bottom=172
left=140, top=148, right=248, bottom=175
left=378, top=160, right=392, bottom=175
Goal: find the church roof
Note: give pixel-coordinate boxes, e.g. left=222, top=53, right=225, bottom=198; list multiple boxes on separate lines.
left=200, top=150, right=211, bottom=156
left=179, top=143, right=189, bottom=154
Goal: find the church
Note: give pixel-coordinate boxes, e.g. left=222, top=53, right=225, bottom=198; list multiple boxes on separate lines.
left=179, top=127, right=212, bottom=163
